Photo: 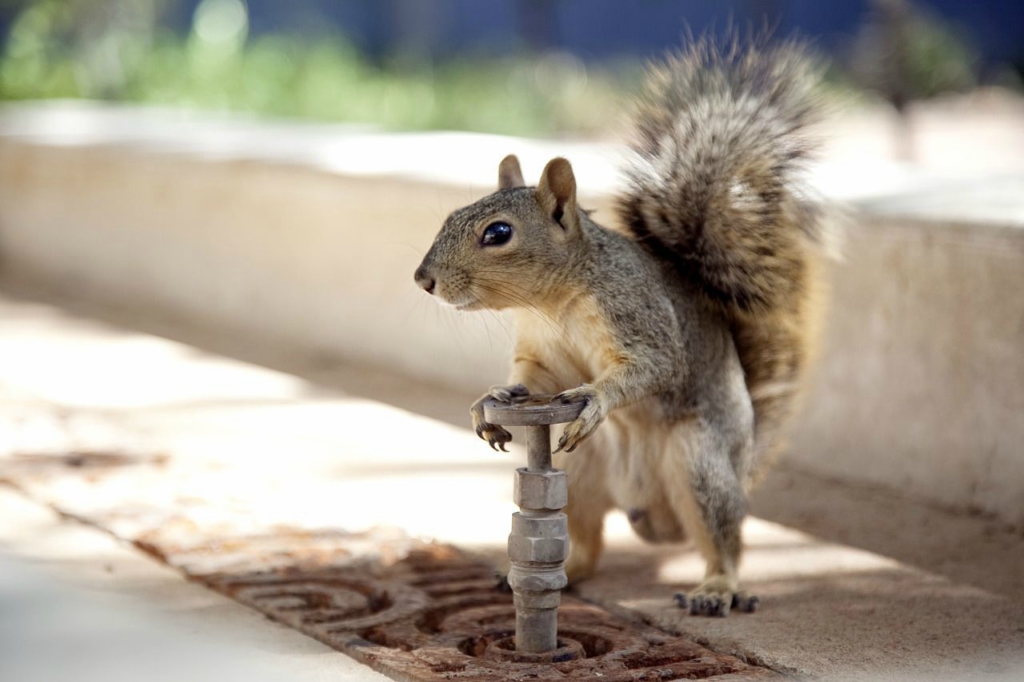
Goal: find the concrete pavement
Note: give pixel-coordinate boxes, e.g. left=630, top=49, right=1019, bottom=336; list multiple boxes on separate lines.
left=1, top=288, right=1022, bottom=680
left=0, top=491, right=390, bottom=682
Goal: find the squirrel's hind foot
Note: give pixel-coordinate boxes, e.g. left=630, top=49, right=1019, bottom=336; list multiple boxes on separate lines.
left=673, top=576, right=759, bottom=617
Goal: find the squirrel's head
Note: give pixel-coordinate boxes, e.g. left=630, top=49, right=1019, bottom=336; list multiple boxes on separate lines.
left=414, top=155, right=582, bottom=311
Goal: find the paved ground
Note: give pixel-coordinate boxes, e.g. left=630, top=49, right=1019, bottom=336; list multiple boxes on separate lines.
left=0, top=492, right=390, bottom=682
left=1, top=287, right=1023, bottom=680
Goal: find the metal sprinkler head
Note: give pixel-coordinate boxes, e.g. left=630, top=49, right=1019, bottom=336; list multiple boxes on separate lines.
left=482, top=394, right=586, bottom=655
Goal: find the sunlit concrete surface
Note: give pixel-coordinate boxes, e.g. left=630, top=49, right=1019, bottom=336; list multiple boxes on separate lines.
left=0, top=294, right=519, bottom=547
left=0, top=100, right=621, bottom=192
left=0, top=492, right=389, bottom=682
left=1, top=291, right=1022, bottom=680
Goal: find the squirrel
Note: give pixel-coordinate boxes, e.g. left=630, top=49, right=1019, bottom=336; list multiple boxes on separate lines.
left=414, top=39, right=830, bottom=617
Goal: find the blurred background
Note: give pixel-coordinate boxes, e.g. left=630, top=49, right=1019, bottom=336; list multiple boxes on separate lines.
left=1, top=3, right=1023, bottom=682
left=0, top=0, right=1022, bottom=136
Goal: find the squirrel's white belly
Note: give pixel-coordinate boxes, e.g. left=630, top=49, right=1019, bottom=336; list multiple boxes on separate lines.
left=602, top=402, right=691, bottom=510
left=515, top=295, right=622, bottom=390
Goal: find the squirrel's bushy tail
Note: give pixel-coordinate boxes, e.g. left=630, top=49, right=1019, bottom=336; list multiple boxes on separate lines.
left=617, top=38, right=829, bottom=475
left=618, top=38, right=822, bottom=312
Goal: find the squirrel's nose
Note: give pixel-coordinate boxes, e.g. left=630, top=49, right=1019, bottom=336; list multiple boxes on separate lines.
left=414, top=265, right=436, bottom=295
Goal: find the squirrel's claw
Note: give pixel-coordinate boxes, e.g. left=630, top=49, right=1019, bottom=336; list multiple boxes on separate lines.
left=553, top=431, right=580, bottom=454
left=488, top=383, right=529, bottom=403
left=734, top=593, right=760, bottom=613
left=554, top=384, right=605, bottom=453
left=471, top=385, right=522, bottom=453
left=677, top=592, right=759, bottom=617
left=479, top=424, right=513, bottom=452
left=678, top=575, right=753, bottom=618
left=473, top=415, right=513, bottom=452
left=487, top=435, right=510, bottom=452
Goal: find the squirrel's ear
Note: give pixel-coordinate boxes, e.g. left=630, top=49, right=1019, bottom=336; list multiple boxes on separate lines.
left=537, top=157, right=578, bottom=232
left=498, top=154, right=525, bottom=189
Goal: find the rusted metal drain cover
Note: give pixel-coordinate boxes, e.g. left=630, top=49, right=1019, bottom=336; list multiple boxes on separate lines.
left=1, top=451, right=776, bottom=680
left=197, top=546, right=776, bottom=680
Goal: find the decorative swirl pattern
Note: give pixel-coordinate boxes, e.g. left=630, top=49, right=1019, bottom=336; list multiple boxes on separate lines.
left=204, top=549, right=777, bottom=680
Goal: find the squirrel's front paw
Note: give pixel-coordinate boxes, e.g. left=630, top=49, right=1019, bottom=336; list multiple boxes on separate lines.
left=554, top=384, right=606, bottom=453
left=488, top=383, right=529, bottom=403
left=476, top=422, right=513, bottom=451
left=470, top=384, right=529, bottom=452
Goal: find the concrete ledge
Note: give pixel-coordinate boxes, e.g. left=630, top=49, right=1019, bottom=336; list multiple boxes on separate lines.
left=792, top=214, right=1024, bottom=526
left=1, top=101, right=1022, bottom=526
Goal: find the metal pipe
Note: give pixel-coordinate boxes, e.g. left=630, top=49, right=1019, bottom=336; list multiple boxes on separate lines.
left=525, top=423, right=551, bottom=472
left=482, top=395, right=585, bottom=655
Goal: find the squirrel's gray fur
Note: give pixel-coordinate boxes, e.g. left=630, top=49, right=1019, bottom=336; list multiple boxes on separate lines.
left=414, top=38, right=831, bottom=616
left=618, top=38, right=828, bottom=471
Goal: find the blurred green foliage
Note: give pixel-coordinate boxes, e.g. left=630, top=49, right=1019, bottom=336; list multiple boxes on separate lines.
left=0, top=0, right=630, bottom=136
left=0, top=0, right=995, bottom=136
left=897, top=13, right=977, bottom=97
left=849, top=0, right=980, bottom=106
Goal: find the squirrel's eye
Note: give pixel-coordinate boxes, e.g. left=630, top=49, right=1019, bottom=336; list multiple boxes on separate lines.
left=480, top=222, right=513, bottom=247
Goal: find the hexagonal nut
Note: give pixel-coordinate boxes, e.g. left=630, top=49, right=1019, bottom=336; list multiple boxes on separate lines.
left=510, top=512, right=567, bottom=539
left=514, top=469, right=567, bottom=511
left=507, top=533, right=569, bottom=564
